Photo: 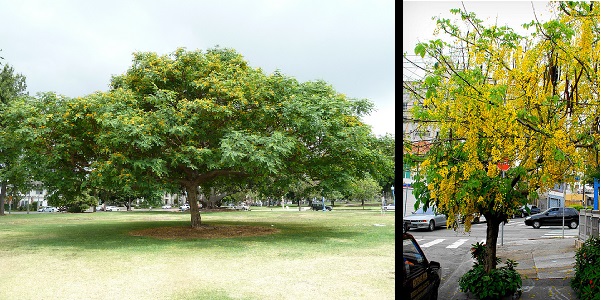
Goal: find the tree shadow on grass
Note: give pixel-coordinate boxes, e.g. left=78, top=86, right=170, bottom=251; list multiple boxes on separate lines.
left=12, top=220, right=363, bottom=251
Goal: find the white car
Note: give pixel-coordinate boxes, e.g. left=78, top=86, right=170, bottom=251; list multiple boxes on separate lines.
left=40, top=206, right=58, bottom=212
left=179, top=204, right=190, bottom=211
left=161, top=204, right=172, bottom=209
left=403, top=206, right=447, bottom=232
left=105, top=206, right=120, bottom=211
left=234, top=204, right=250, bottom=211
left=383, top=204, right=395, bottom=211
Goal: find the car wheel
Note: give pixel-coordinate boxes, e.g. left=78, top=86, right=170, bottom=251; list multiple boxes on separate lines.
left=428, top=220, right=435, bottom=231
left=569, top=221, right=578, bottom=229
left=532, top=221, right=541, bottom=229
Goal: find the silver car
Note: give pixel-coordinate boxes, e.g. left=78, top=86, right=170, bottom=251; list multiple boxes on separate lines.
left=403, top=206, right=447, bottom=232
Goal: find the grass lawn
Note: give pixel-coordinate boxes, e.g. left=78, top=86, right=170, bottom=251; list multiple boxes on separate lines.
left=0, top=205, right=395, bottom=300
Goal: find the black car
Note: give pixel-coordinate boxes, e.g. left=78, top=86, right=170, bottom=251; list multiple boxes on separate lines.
left=402, top=232, right=441, bottom=299
left=524, top=207, right=579, bottom=229
left=310, top=202, right=332, bottom=211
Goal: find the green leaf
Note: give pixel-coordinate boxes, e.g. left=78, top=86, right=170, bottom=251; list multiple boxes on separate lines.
left=414, top=43, right=426, bottom=58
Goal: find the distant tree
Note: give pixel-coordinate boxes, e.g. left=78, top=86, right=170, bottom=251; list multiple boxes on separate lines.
left=348, top=174, right=382, bottom=209
left=372, top=133, right=396, bottom=192
left=0, top=63, right=28, bottom=216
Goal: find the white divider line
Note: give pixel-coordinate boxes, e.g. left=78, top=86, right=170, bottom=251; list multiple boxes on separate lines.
left=446, top=239, right=469, bottom=249
left=420, top=239, right=445, bottom=248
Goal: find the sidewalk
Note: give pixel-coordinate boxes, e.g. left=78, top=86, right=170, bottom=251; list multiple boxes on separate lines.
left=456, top=237, right=578, bottom=299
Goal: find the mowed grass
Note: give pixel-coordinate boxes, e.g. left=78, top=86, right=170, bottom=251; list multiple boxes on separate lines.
left=0, top=206, right=395, bottom=300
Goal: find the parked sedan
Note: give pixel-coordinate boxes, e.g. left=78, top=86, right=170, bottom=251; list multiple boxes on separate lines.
left=524, top=207, right=579, bottom=229
left=403, top=206, right=447, bottom=232
left=402, top=232, right=441, bottom=299
left=105, top=206, right=121, bottom=212
left=161, top=204, right=172, bottom=209
left=40, top=206, right=58, bottom=212
left=38, top=206, right=58, bottom=212
left=518, top=205, right=541, bottom=217
left=383, top=204, right=395, bottom=211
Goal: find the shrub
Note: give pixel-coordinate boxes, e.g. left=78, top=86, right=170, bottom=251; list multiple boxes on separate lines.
left=571, top=236, right=600, bottom=300
left=459, top=242, right=522, bottom=300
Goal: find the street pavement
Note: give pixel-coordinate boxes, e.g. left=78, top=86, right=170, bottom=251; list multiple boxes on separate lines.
left=450, top=236, right=578, bottom=300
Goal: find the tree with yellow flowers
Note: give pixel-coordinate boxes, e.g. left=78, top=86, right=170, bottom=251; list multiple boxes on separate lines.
left=404, top=1, right=599, bottom=282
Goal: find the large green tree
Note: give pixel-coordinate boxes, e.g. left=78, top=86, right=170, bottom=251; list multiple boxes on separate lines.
left=87, top=47, right=381, bottom=228
left=404, top=2, right=599, bottom=273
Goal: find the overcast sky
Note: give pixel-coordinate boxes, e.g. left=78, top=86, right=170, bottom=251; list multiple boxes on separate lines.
left=0, top=0, right=395, bottom=137
left=403, top=1, right=555, bottom=81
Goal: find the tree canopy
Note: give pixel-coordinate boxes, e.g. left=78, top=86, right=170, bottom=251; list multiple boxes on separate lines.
left=7, top=47, right=392, bottom=227
left=0, top=62, right=28, bottom=215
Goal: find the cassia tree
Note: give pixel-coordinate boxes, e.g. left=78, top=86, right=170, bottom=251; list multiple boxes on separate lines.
left=404, top=2, right=599, bottom=273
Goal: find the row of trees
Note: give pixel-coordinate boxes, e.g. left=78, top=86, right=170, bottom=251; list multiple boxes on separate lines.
left=404, top=1, right=599, bottom=277
left=0, top=47, right=395, bottom=227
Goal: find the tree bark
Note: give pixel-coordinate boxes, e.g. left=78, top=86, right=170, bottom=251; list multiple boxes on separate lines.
left=484, top=215, right=502, bottom=273
left=0, top=181, right=6, bottom=216
left=185, top=183, right=201, bottom=228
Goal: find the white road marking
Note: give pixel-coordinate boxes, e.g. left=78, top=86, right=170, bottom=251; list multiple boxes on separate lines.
left=446, top=239, right=469, bottom=249
left=420, top=239, right=445, bottom=248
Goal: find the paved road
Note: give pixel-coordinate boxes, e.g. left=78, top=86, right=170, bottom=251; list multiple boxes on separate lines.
left=406, top=217, right=579, bottom=298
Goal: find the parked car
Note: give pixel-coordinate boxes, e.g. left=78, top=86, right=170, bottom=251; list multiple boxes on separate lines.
left=105, top=206, right=120, bottom=211
left=161, top=204, right=172, bottom=209
left=179, top=204, right=190, bottom=211
left=383, top=204, right=395, bottom=211
left=234, top=204, right=250, bottom=211
left=518, top=205, right=541, bottom=217
left=524, top=207, right=579, bottom=229
left=40, top=206, right=58, bottom=212
left=402, top=232, right=441, bottom=299
left=310, top=202, right=332, bottom=211
left=403, top=206, right=447, bottom=232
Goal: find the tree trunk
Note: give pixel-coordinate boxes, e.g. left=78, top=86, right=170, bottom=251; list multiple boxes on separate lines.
left=484, top=215, right=501, bottom=273
left=185, top=184, right=201, bottom=228
left=0, top=181, right=6, bottom=216
left=206, top=188, right=228, bottom=208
